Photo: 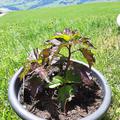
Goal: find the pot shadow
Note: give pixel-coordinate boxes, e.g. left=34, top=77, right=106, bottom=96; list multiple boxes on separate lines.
left=102, top=113, right=112, bottom=120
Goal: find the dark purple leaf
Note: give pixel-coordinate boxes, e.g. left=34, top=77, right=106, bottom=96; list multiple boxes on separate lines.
left=79, top=67, right=94, bottom=86
left=34, top=66, right=50, bottom=83
left=28, top=48, right=40, bottom=61
left=47, top=39, right=61, bottom=46
left=63, top=28, right=71, bottom=35
left=81, top=48, right=95, bottom=68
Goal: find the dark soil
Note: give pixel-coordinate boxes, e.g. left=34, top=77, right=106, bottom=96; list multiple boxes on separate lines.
left=18, top=63, right=103, bottom=120
left=19, top=81, right=103, bottom=120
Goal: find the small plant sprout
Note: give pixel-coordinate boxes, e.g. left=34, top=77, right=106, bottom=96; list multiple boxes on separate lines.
left=19, top=28, right=96, bottom=113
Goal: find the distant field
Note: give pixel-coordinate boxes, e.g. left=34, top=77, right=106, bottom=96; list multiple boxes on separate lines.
left=0, top=2, right=120, bottom=120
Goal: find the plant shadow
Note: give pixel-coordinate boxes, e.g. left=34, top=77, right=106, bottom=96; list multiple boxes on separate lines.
left=102, top=113, right=112, bottom=120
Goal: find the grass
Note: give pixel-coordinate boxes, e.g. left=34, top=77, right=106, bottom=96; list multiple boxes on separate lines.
left=0, top=2, right=120, bottom=120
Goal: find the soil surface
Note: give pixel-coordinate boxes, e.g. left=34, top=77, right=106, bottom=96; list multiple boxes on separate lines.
left=18, top=63, right=103, bottom=120
left=19, top=82, right=103, bottom=120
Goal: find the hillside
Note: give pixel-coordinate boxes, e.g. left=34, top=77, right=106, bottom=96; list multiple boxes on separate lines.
left=0, top=2, right=119, bottom=23
left=0, top=0, right=119, bottom=10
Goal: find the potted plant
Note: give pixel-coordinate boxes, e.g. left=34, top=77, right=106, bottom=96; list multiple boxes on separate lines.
left=8, top=29, right=111, bottom=120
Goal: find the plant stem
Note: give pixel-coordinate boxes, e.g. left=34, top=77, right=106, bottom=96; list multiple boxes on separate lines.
left=64, top=45, right=71, bottom=76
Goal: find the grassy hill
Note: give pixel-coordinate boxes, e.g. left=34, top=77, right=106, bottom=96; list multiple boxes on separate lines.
left=0, top=2, right=120, bottom=120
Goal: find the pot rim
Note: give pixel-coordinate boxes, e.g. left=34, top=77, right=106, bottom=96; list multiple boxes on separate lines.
left=8, top=60, right=111, bottom=120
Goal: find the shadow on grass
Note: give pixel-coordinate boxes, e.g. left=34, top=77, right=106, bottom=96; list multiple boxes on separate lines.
left=118, top=27, right=120, bottom=34
left=102, top=113, right=112, bottom=120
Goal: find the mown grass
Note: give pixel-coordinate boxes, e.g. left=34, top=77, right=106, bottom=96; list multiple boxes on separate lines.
left=0, top=2, right=120, bottom=120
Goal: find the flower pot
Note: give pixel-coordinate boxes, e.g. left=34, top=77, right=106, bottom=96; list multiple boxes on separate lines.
left=8, top=60, right=111, bottom=120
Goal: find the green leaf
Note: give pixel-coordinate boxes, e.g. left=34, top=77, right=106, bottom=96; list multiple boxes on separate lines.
left=65, top=70, right=81, bottom=83
left=63, top=28, right=81, bottom=40
left=52, top=34, right=71, bottom=41
left=19, top=63, right=31, bottom=80
left=40, top=48, right=50, bottom=65
left=48, top=76, right=65, bottom=88
left=58, top=85, right=75, bottom=112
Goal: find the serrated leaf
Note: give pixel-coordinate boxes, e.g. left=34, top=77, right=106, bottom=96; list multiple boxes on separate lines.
left=79, top=66, right=94, bottom=86
left=48, top=76, right=64, bottom=88
left=49, top=46, right=60, bottom=65
left=46, top=39, right=61, bottom=46
left=58, top=85, right=75, bottom=112
left=52, top=34, right=71, bottom=41
left=80, top=37, right=95, bottom=49
left=81, top=48, right=95, bottom=68
left=40, top=48, right=50, bottom=65
left=34, top=66, right=50, bottom=83
left=63, top=28, right=80, bottom=39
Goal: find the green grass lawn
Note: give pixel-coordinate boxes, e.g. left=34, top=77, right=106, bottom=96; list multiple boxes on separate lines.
left=0, top=2, right=120, bottom=120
